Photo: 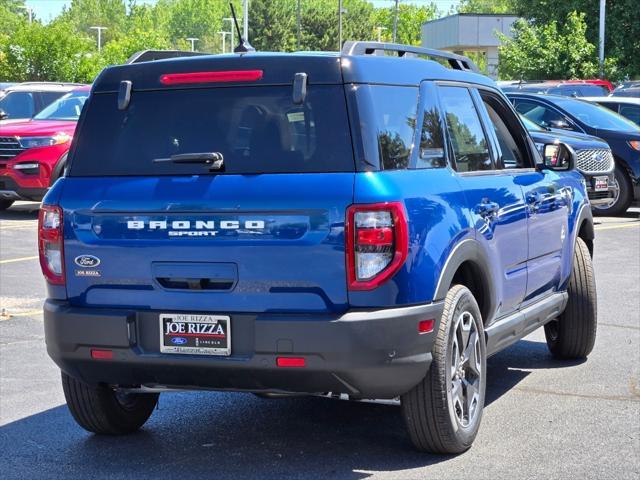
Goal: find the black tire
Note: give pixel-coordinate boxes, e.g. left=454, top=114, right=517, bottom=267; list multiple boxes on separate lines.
left=401, top=285, right=486, bottom=454
left=544, top=237, right=597, bottom=359
left=61, top=372, right=159, bottom=434
left=0, top=200, right=14, bottom=211
left=592, top=164, right=632, bottom=216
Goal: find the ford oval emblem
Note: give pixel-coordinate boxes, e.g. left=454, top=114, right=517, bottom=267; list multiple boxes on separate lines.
left=74, top=255, right=101, bottom=268
left=171, top=337, right=187, bottom=345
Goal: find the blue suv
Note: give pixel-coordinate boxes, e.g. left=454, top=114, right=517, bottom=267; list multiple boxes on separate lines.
left=40, top=43, right=598, bottom=454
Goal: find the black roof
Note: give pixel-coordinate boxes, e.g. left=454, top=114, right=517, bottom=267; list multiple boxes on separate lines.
left=92, top=43, right=495, bottom=94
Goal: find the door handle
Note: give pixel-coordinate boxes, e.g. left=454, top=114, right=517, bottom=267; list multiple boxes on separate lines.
left=475, top=200, right=499, bottom=218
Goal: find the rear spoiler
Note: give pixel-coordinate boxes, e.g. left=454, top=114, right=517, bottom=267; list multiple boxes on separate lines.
left=126, top=50, right=208, bottom=64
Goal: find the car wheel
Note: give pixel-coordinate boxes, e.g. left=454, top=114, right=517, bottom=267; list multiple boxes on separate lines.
left=401, top=285, right=486, bottom=454
left=61, top=372, right=159, bottom=434
left=592, top=164, right=632, bottom=216
left=544, top=237, right=597, bottom=359
left=0, top=200, right=14, bottom=211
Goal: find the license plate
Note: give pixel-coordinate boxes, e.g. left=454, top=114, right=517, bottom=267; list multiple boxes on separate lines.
left=159, top=313, right=230, bottom=356
left=594, top=176, right=609, bottom=192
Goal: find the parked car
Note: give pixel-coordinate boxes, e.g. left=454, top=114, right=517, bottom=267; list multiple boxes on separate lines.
left=0, top=86, right=90, bottom=209
left=0, top=82, right=17, bottom=94
left=507, top=92, right=640, bottom=215
left=41, top=44, right=597, bottom=454
left=502, top=80, right=611, bottom=97
left=582, top=96, right=640, bottom=125
left=0, top=82, right=84, bottom=122
left=519, top=115, right=616, bottom=209
left=611, top=81, right=640, bottom=98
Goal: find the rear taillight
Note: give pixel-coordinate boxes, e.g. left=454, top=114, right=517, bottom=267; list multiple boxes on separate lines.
left=346, top=202, right=408, bottom=290
left=38, top=205, right=65, bottom=285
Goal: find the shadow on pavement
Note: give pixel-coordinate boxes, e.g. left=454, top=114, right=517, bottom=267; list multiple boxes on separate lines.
left=0, top=339, right=579, bottom=480
left=0, top=202, right=39, bottom=221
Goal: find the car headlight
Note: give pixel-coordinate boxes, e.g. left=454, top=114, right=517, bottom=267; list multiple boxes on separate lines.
left=629, top=140, right=640, bottom=151
left=17, top=133, right=70, bottom=149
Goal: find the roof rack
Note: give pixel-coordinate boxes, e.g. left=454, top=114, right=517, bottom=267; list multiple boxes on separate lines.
left=13, top=82, right=85, bottom=87
left=341, top=41, right=479, bottom=73
left=126, top=50, right=208, bottom=64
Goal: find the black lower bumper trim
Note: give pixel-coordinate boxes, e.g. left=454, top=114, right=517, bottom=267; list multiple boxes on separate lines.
left=0, top=175, right=47, bottom=201
left=44, top=300, right=443, bottom=399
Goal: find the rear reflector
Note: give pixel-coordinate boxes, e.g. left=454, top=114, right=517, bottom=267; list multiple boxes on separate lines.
left=418, top=319, right=435, bottom=334
left=159, top=70, right=264, bottom=85
left=276, top=357, right=305, bottom=368
left=91, top=349, right=114, bottom=359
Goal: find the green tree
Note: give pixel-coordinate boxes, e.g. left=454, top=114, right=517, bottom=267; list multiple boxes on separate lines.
left=372, top=4, right=438, bottom=45
left=249, top=0, right=296, bottom=51
left=59, top=0, right=128, bottom=47
left=497, top=11, right=598, bottom=80
left=160, top=0, right=230, bottom=52
left=457, top=0, right=514, bottom=14
left=0, top=20, right=96, bottom=82
left=511, top=0, right=639, bottom=78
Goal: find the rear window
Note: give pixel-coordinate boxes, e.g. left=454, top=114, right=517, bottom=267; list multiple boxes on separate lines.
left=69, top=85, right=354, bottom=176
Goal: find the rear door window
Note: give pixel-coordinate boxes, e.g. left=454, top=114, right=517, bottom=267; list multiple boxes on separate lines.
left=69, top=85, right=354, bottom=176
left=438, top=86, right=492, bottom=172
left=350, top=85, right=418, bottom=171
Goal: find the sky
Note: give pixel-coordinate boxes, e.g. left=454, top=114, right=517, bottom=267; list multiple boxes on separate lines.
left=25, top=0, right=462, bottom=24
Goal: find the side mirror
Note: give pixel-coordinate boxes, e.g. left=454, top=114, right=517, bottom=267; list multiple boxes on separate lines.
left=538, top=142, right=576, bottom=171
left=0, top=109, right=7, bottom=120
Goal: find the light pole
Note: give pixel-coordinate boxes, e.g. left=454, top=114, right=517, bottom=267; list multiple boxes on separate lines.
left=392, top=0, right=399, bottom=43
left=90, top=26, right=107, bottom=52
left=243, top=0, right=249, bottom=42
left=376, top=26, right=387, bottom=42
left=18, top=5, right=33, bottom=23
left=296, top=0, right=301, bottom=50
left=186, top=37, right=199, bottom=52
left=223, top=18, right=235, bottom=49
left=598, top=0, right=606, bottom=78
left=338, top=1, right=348, bottom=50
left=218, top=31, right=230, bottom=54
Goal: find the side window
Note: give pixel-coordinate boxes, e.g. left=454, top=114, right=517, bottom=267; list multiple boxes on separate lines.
left=368, top=86, right=418, bottom=170
left=438, top=86, right=492, bottom=172
left=619, top=105, right=640, bottom=125
left=0, top=92, right=34, bottom=119
left=416, top=89, right=446, bottom=169
left=481, top=97, right=530, bottom=169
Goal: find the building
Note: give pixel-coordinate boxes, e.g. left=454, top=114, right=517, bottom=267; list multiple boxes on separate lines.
left=421, top=14, right=520, bottom=79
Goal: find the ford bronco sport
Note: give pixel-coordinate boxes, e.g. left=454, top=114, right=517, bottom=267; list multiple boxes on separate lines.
left=40, top=42, right=597, bottom=454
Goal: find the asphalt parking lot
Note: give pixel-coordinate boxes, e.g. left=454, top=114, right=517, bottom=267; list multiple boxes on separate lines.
left=0, top=201, right=638, bottom=480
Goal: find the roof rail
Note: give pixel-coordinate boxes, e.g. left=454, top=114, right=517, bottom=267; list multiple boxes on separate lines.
left=14, top=82, right=85, bottom=87
left=126, top=50, right=208, bottom=64
left=341, top=41, right=479, bottom=73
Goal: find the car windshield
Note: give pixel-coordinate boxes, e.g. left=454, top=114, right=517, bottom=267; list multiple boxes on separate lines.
left=519, top=114, right=544, bottom=131
left=553, top=97, right=640, bottom=132
left=34, top=90, right=89, bottom=121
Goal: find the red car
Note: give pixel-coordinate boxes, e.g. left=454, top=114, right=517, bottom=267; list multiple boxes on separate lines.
left=0, top=86, right=90, bottom=210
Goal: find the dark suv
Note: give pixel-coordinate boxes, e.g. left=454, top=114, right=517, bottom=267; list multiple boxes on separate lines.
left=41, top=43, right=597, bottom=454
left=508, top=92, right=640, bottom=215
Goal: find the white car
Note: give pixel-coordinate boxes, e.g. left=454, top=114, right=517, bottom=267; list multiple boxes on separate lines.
left=581, top=96, right=640, bottom=126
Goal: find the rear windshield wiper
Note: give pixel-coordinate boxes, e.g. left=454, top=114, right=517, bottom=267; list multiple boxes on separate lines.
left=153, top=152, right=224, bottom=170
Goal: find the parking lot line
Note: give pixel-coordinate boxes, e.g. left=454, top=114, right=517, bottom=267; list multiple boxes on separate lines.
left=594, top=222, right=639, bottom=231
left=0, top=255, right=38, bottom=265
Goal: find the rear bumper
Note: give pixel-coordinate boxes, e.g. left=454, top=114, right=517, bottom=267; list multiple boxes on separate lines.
left=44, top=300, right=443, bottom=399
